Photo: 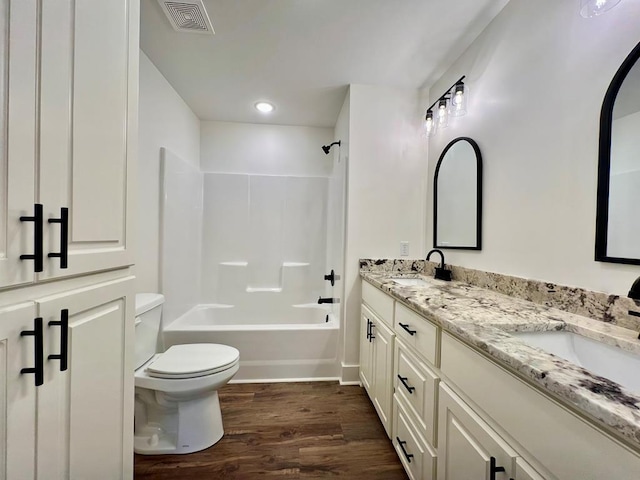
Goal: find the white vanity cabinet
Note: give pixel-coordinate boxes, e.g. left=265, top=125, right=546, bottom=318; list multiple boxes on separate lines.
left=392, top=398, right=437, bottom=480
left=440, top=331, right=640, bottom=480
left=437, top=383, right=517, bottom=480
left=360, top=278, right=640, bottom=480
left=361, top=282, right=395, bottom=437
left=391, top=302, right=440, bottom=480
left=0, top=0, right=137, bottom=288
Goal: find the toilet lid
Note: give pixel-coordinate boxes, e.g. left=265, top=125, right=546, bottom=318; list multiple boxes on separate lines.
left=146, top=344, right=240, bottom=379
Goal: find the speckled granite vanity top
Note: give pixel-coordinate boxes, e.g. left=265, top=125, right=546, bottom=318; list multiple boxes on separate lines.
left=360, top=270, right=640, bottom=448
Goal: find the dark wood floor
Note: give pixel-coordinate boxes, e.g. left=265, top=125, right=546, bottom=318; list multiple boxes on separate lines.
left=134, top=382, right=408, bottom=479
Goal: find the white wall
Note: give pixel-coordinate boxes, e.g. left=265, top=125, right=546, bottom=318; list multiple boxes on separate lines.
left=342, top=84, right=427, bottom=374
left=426, top=0, right=640, bottom=295
left=138, top=51, right=200, bottom=292
left=332, top=91, right=351, bottom=380
left=201, top=121, right=333, bottom=176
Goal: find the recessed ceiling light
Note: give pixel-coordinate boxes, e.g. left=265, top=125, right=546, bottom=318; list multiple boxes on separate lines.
left=255, top=102, right=274, bottom=113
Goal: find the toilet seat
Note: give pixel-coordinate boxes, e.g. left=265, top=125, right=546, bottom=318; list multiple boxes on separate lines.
left=146, top=344, right=240, bottom=379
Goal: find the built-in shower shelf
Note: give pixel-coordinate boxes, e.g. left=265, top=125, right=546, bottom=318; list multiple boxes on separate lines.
left=219, top=261, right=248, bottom=267
left=282, top=262, right=310, bottom=267
left=246, top=287, right=283, bottom=293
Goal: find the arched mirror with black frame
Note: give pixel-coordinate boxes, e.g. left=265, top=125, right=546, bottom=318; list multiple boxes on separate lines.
left=433, top=137, right=482, bottom=250
left=595, top=40, right=640, bottom=265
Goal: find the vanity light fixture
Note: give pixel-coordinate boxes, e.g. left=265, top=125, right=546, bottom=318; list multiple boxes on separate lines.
left=255, top=101, right=274, bottom=113
left=423, top=75, right=467, bottom=137
left=580, top=0, right=622, bottom=17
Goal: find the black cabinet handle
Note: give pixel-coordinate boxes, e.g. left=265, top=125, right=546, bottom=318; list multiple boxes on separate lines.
left=366, top=319, right=371, bottom=340
left=369, top=322, right=375, bottom=342
left=396, top=437, right=414, bottom=463
left=48, top=207, right=68, bottom=269
left=20, top=203, right=44, bottom=272
left=397, top=374, right=415, bottom=394
left=399, top=322, right=416, bottom=336
left=21, top=317, right=44, bottom=386
left=48, top=309, right=68, bottom=371
left=490, top=456, right=506, bottom=480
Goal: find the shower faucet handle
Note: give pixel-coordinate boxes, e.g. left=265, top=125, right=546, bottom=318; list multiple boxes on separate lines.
left=323, top=270, right=340, bottom=286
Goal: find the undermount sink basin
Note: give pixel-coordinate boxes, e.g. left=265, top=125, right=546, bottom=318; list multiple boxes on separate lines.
left=391, top=277, right=430, bottom=287
left=513, top=331, right=640, bottom=395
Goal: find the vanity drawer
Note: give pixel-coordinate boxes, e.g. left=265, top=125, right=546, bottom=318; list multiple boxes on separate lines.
left=393, top=397, right=437, bottom=480
left=395, top=338, right=439, bottom=445
left=394, top=302, right=439, bottom=366
left=362, top=280, right=394, bottom=326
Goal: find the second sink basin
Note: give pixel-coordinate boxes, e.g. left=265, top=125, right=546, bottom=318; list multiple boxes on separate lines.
left=513, top=330, right=640, bottom=395
left=391, top=277, right=430, bottom=287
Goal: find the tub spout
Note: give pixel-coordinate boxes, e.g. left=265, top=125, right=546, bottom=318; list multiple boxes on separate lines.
left=318, top=297, right=339, bottom=304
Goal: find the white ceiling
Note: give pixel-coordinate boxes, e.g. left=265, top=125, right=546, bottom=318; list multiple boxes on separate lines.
left=141, top=0, right=510, bottom=127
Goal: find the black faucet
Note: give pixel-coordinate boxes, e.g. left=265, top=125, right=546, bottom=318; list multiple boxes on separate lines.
left=318, top=296, right=339, bottom=304
left=426, top=249, right=452, bottom=281
left=629, top=276, right=640, bottom=301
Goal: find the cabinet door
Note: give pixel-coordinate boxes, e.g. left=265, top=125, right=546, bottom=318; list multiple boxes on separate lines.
left=0, top=0, right=37, bottom=288
left=359, top=307, right=374, bottom=393
left=36, top=276, right=134, bottom=480
left=372, top=318, right=394, bottom=437
left=38, top=0, right=138, bottom=280
left=515, top=458, right=546, bottom=480
left=0, top=301, right=38, bottom=479
left=438, top=384, right=516, bottom=480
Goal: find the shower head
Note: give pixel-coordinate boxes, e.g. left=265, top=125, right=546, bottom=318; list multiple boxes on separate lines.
left=322, top=141, right=341, bottom=155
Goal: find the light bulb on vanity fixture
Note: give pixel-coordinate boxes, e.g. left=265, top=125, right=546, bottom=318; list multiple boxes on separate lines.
left=580, top=0, right=622, bottom=17
left=437, top=98, right=449, bottom=128
left=425, top=110, right=437, bottom=137
left=450, top=81, right=468, bottom=117
left=423, top=75, right=467, bottom=137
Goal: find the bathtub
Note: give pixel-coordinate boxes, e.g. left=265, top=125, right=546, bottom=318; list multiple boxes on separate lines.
left=163, top=304, right=340, bottom=382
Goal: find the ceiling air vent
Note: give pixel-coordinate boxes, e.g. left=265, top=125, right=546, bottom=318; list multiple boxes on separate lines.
left=158, top=0, right=214, bottom=35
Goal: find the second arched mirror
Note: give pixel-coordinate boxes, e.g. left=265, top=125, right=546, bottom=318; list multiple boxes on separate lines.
left=433, top=137, right=482, bottom=250
left=595, top=40, right=640, bottom=265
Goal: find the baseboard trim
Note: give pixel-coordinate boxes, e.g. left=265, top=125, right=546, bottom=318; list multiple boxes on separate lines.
left=340, top=362, right=360, bottom=385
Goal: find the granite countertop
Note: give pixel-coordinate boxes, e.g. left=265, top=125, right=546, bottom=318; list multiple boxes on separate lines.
left=360, top=270, right=640, bottom=449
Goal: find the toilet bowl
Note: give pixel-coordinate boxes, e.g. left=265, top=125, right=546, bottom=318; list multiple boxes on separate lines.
left=133, top=294, right=239, bottom=455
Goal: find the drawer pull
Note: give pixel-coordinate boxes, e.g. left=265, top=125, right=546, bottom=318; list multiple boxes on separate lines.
left=399, top=322, right=416, bottom=335
left=48, top=309, right=69, bottom=371
left=490, top=456, right=506, bottom=480
left=20, top=318, right=44, bottom=386
left=20, top=203, right=44, bottom=272
left=396, top=437, right=414, bottom=463
left=397, top=375, right=415, bottom=394
left=48, top=207, right=69, bottom=269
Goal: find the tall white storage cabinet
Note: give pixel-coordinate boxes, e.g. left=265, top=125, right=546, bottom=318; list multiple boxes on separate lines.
left=0, top=0, right=138, bottom=479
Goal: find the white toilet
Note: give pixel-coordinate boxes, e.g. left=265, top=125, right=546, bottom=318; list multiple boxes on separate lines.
left=134, top=293, right=239, bottom=455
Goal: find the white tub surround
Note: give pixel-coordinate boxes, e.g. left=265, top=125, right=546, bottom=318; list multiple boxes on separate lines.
left=360, top=268, right=640, bottom=450
left=164, top=304, right=340, bottom=382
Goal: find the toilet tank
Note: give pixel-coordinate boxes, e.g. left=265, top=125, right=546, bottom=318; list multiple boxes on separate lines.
left=134, top=293, right=165, bottom=370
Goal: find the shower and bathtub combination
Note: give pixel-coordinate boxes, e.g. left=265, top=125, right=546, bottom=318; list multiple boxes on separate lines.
left=159, top=142, right=345, bottom=382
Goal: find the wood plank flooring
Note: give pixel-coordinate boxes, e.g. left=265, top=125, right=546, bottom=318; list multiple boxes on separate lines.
left=134, top=382, right=408, bottom=479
